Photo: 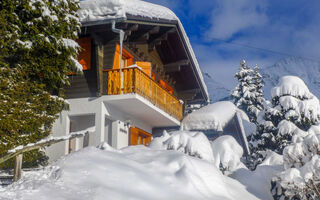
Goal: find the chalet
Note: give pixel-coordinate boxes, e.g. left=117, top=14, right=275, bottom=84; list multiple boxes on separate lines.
left=46, top=0, right=209, bottom=161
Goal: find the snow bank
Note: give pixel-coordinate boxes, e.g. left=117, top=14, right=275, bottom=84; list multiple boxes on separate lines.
left=0, top=146, right=258, bottom=200
left=149, top=130, right=214, bottom=163
left=211, top=136, right=246, bottom=173
left=231, top=163, right=283, bottom=200
left=229, top=150, right=283, bottom=200
left=271, top=76, right=313, bottom=99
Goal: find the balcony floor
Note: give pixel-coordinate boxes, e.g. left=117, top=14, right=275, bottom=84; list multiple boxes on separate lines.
left=102, top=94, right=181, bottom=127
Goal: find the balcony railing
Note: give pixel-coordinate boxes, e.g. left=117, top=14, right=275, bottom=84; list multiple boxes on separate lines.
left=105, top=67, right=183, bottom=121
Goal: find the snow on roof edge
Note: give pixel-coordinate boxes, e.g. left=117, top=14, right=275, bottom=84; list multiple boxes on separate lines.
left=176, top=20, right=209, bottom=102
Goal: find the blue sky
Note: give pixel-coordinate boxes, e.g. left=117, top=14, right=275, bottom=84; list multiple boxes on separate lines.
left=145, top=0, right=320, bottom=88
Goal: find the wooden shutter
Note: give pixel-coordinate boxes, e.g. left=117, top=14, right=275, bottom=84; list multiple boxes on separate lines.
left=136, top=61, right=151, bottom=77
left=76, top=37, right=91, bottom=70
left=159, top=79, right=173, bottom=95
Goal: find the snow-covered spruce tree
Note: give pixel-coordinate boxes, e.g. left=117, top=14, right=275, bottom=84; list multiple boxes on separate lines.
left=0, top=0, right=80, bottom=168
left=272, top=126, right=320, bottom=199
left=245, top=65, right=266, bottom=168
left=249, top=65, right=265, bottom=121
left=231, top=60, right=264, bottom=123
left=0, top=67, right=66, bottom=168
left=257, top=76, right=320, bottom=155
left=231, top=61, right=266, bottom=169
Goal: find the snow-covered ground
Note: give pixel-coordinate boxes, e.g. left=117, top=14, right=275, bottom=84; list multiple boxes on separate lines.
left=230, top=151, right=283, bottom=200
left=0, top=143, right=259, bottom=200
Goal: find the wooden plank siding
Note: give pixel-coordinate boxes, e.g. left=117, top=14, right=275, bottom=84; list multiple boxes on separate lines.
left=66, top=36, right=118, bottom=98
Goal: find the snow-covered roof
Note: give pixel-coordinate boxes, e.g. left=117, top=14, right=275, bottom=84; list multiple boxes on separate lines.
left=78, top=0, right=209, bottom=102
left=182, top=101, right=246, bottom=131
left=79, top=0, right=178, bottom=22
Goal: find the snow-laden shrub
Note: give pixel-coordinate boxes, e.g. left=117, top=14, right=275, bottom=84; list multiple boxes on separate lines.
left=259, top=150, right=283, bottom=167
left=273, top=127, right=320, bottom=199
left=211, top=136, right=246, bottom=174
left=149, top=130, right=214, bottom=163
left=148, top=130, right=171, bottom=150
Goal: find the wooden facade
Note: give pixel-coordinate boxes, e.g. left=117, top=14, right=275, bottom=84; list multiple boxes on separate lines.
left=65, top=18, right=208, bottom=146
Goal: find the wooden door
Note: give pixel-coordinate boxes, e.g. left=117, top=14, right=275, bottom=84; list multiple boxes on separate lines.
left=130, top=127, right=152, bottom=146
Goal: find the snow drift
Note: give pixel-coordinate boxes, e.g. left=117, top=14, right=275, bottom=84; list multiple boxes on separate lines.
left=149, top=130, right=214, bottom=163
left=0, top=145, right=258, bottom=200
left=211, top=135, right=246, bottom=173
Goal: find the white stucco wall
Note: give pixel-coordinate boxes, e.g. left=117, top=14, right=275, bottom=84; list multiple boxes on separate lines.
left=46, top=94, right=180, bottom=163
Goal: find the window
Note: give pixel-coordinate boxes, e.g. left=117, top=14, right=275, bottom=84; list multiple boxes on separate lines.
left=113, top=44, right=133, bottom=69
left=76, top=37, right=92, bottom=70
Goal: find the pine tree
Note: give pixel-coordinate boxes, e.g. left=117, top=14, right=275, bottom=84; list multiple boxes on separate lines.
left=0, top=0, right=80, bottom=168
left=231, top=60, right=256, bottom=121
left=244, top=65, right=266, bottom=168
left=248, top=65, right=265, bottom=123
left=0, top=66, right=66, bottom=168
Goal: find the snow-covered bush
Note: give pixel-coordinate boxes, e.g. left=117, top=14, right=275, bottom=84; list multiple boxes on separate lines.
left=211, top=136, right=246, bottom=174
left=273, top=127, right=320, bottom=199
left=149, top=130, right=214, bottom=163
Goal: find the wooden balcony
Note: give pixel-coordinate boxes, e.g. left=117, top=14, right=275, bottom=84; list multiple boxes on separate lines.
left=105, top=67, right=183, bottom=121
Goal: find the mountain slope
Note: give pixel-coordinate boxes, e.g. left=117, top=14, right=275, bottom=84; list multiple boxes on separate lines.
left=203, top=72, right=231, bottom=102
left=261, top=57, right=320, bottom=99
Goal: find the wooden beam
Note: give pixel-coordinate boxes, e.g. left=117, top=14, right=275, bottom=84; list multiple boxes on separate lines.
left=164, top=59, right=189, bottom=72
left=178, top=89, right=200, bottom=101
left=164, top=65, right=180, bottom=72
left=129, top=24, right=139, bottom=32
left=13, top=154, right=23, bottom=182
left=124, top=24, right=139, bottom=38
left=149, top=26, right=160, bottom=35
left=148, top=28, right=175, bottom=52
left=0, top=132, right=88, bottom=165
